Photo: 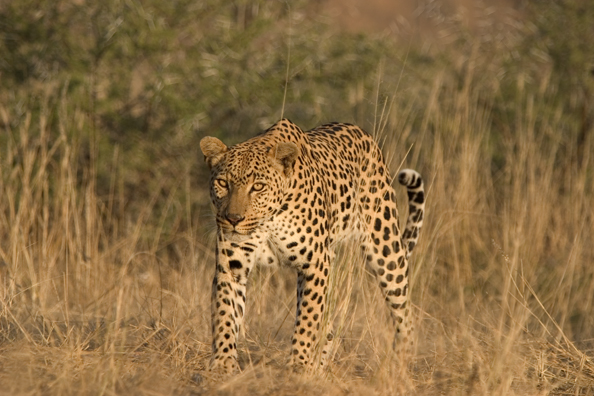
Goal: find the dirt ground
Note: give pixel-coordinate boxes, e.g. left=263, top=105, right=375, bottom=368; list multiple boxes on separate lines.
left=321, top=0, right=521, bottom=34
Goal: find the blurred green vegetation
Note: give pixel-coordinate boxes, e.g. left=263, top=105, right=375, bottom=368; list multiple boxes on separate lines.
left=1, top=0, right=590, bottom=173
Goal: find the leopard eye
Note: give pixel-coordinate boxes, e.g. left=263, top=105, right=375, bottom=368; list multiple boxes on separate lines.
left=215, top=179, right=228, bottom=189
left=251, top=182, right=265, bottom=192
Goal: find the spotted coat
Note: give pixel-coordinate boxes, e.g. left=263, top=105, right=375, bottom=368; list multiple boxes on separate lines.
left=200, top=119, right=425, bottom=373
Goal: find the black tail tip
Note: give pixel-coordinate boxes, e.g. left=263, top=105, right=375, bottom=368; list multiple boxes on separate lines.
left=397, top=169, right=422, bottom=188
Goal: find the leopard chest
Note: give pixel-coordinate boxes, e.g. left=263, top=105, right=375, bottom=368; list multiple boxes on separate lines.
left=244, top=208, right=324, bottom=269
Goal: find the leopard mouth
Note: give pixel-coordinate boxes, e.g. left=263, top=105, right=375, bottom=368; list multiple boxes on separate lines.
left=219, top=224, right=256, bottom=236
left=220, top=228, right=253, bottom=242
left=217, top=215, right=264, bottom=237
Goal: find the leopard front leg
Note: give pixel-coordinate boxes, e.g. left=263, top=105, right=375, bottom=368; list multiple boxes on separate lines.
left=291, top=253, right=330, bottom=371
left=209, top=236, right=254, bottom=374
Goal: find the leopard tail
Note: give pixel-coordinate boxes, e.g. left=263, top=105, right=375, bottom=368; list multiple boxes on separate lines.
left=397, top=169, right=425, bottom=259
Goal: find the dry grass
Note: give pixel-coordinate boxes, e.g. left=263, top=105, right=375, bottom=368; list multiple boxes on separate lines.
left=1, top=16, right=594, bottom=396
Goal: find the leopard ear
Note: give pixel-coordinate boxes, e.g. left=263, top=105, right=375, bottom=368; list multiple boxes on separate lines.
left=268, top=142, right=298, bottom=178
left=200, top=137, right=228, bottom=168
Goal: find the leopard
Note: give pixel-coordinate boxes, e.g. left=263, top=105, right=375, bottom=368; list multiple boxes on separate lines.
left=200, top=119, right=425, bottom=374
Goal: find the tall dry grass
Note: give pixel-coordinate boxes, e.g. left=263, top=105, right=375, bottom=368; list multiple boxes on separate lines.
left=0, top=89, right=213, bottom=394
left=402, top=71, right=594, bottom=395
left=1, top=64, right=594, bottom=396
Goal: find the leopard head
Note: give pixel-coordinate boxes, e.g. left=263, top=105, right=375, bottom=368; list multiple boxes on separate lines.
left=200, top=136, right=298, bottom=235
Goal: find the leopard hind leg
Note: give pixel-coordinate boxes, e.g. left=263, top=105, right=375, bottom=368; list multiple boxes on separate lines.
left=361, top=185, right=413, bottom=349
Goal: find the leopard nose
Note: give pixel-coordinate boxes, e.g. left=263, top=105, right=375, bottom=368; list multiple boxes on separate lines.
left=226, top=213, right=245, bottom=226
